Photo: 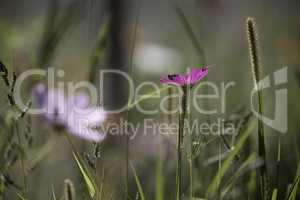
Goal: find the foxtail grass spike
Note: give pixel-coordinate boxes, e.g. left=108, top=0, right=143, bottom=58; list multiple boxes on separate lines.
left=64, top=179, right=76, bottom=200
left=246, top=18, right=261, bottom=85
left=246, top=17, right=270, bottom=200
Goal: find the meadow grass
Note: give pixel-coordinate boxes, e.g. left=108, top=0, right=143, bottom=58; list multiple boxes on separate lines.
left=0, top=2, right=299, bottom=200
left=246, top=17, right=270, bottom=200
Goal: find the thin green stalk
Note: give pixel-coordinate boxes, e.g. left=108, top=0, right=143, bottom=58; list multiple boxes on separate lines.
left=89, top=18, right=109, bottom=84
left=188, top=140, right=193, bottom=200
left=167, top=87, right=174, bottom=124
left=130, top=162, right=145, bottom=200
left=206, top=120, right=256, bottom=198
left=177, top=86, right=188, bottom=200
left=274, top=137, right=281, bottom=200
left=174, top=4, right=209, bottom=151
left=246, top=17, right=269, bottom=200
left=187, top=86, right=193, bottom=200
left=65, top=134, right=97, bottom=198
left=15, top=122, right=27, bottom=195
left=218, top=137, right=222, bottom=200
left=125, top=4, right=140, bottom=199
left=98, top=168, right=105, bottom=200
left=125, top=131, right=129, bottom=200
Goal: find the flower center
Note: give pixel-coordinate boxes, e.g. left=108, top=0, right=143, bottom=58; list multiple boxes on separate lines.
left=168, top=74, right=179, bottom=81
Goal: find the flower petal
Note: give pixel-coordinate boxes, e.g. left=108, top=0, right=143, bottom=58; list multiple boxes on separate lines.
left=84, top=108, right=107, bottom=125
left=66, top=92, right=106, bottom=126
left=187, top=67, right=209, bottom=85
left=67, top=125, right=106, bottom=142
left=32, top=84, right=68, bottom=125
left=44, top=89, right=67, bottom=124
left=160, top=76, right=179, bottom=86
left=67, top=92, right=90, bottom=109
left=32, top=84, right=107, bottom=143
left=160, top=75, right=186, bottom=86
left=32, top=84, right=47, bottom=108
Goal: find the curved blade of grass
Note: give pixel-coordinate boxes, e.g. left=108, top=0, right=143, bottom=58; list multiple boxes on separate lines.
left=205, top=119, right=256, bottom=198
left=221, top=153, right=257, bottom=198
left=285, top=163, right=300, bottom=200
left=26, top=135, right=61, bottom=171
left=127, top=86, right=170, bottom=110
left=66, top=133, right=97, bottom=199
left=130, top=162, right=146, bottom=200
left=173, top=3, right=206, bottom=65
left=72, top=151, right=97, bottom=199
left=37, top=0, right=85, bottom=68
left=17, top=193, right=28, bottom=200
left=89, top=17, right=109, bottom=83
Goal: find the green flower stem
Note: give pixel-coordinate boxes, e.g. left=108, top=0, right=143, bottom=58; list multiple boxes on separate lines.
left=187, top=86, right=193, bottom=200
left=176, top=86, right=188, bottom=200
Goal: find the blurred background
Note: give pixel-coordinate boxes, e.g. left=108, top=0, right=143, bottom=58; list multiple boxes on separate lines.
left=0, top=0, right=299, bottom=199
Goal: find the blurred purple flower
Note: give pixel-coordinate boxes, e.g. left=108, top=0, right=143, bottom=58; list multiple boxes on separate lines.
left=33, top=84, right=106, bottom=142
left=160, top=67, right=208, bottom=87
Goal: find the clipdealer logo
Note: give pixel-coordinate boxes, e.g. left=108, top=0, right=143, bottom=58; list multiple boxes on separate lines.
left=251, top=67, right=288, bottom=133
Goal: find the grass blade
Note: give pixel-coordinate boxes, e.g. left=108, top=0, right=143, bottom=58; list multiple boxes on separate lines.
left=285, top=163, right=300, bottom=200
left=98, top=168, right=105, bottom=200
left=89, top=17, right=109, bottom=83
left=26, top=135, right=61, bottom=171
left=72, top=151, right=97, bottom=199
left=130, top=162, right=146, bottom=200
left=51, top=185, right=57, bottom=200
left=127, top=86, right=170, bottom=110
left=273, top=137, right=281, bottom=200
left=221, top=153, right=257, bottom=198
left=65, top=134, right=97, bottom=199
left=272, top=189, right=278, bottom=200
left=206, top=119, right=256, bottom=198
left=125, top=6, right=140, bottom=198
left=37, top=0, right=85, bottom=68
left=173, top=4, right=206, bottom=65
left=17, top=193, right=28, bottom=200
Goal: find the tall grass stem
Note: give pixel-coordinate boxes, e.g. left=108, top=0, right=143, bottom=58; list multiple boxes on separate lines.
left=246, top=17, right=269, bottom=200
